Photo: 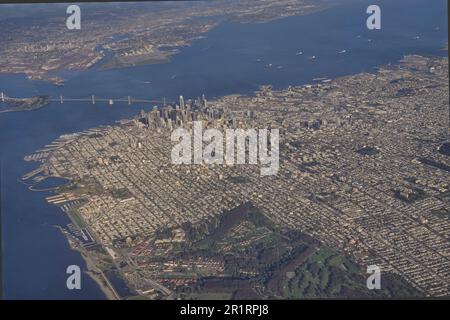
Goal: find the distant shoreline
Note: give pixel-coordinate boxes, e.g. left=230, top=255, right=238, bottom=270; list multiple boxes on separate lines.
left=0, top=2, right=333, bottom=85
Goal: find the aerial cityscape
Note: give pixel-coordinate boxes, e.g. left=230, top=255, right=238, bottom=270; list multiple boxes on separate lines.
left=0, top=0, right=449, bottom=300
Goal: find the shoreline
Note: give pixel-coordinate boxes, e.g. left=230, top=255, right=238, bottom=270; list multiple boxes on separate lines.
left=0, top=3, right=334, bottom=85
left=53, top=225, right=121, bottom=300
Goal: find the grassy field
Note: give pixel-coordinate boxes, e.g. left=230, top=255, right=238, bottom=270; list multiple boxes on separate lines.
left=68, top=209, right=87, bottom=229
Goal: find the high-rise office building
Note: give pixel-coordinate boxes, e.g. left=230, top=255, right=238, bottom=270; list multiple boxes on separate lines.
left=179, top=95, right=185, bottom=109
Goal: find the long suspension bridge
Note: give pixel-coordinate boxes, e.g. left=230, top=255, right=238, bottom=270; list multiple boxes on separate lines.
left=1, top=92, right=175, bottom=106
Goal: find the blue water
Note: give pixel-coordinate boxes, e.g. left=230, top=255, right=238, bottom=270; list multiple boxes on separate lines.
left=0, top=0, right=447, bottom=299
left=28, top=177, right=71, bottom=191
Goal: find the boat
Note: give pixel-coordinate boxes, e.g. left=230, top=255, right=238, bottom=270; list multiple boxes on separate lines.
left=338, top=49, right=347, bottom=54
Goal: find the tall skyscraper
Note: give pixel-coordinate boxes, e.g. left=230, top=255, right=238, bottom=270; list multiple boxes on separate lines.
left=179, top=95, right=185, bottom=109
left=201, top=94, right=207, bottom=108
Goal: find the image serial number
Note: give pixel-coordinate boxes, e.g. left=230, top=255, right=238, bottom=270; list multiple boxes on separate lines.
left=223, top=304, right=269, bottom=317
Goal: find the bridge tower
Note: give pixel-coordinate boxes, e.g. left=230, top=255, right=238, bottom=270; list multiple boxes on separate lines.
left=1, top=92, right=4, bottom=103
left=60, top=95, right=64, bottom=104
left=92, top=95, right=95, bottom=105
left=128, top=96, right=132, bottom=105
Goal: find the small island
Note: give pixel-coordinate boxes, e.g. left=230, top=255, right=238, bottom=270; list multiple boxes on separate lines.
left=0, top=95, right=51, bottom=113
